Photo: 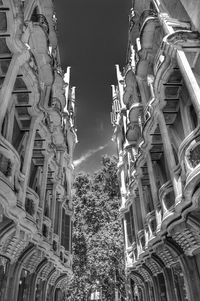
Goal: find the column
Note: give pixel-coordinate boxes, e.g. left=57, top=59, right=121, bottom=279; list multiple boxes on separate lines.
left=137, top=178, right=148, bottom=226
left=22, top=117, right=39, bottom=205
left=5, top=100, right=15, bottom=143
left=131, top=195, right=139, bottom=236
left=143, top=283, right=150, bottom=301
left=119, top=163, right=127, bottom=209
left=40, top=155, right=49, bottom=215
left=58, top=202, right=63, bottom=241
left=138, top=178, right=149, bottom=245
left=0, top=51, right=30, bottom=130
left=146, top=153, right=162, bottom=231
left=123, top=218, right=129, bottom=250
left=152, top=276, right=160, bottom=301
left=157, top=111, right=182, bottom=204
left=176, top=50, right=200, bottom=117
left=179, top=254, right=200, bottom=301
left=51, top=184, right=57, bottom=227
left=158, top=13, right=200, bottom=119
left=163, top=268, right=177, bottom=301
left=29, top=259, right=47, bottom=301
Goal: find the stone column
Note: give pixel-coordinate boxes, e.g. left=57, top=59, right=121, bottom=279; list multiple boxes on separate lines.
left=138, top=178, right=149, bottom=245
left=131, top=195, right=139, bottom=236
left=146, top=153, right=162, bottom=231
left=137, top=178, right=148, bottom=226
left=0, top=51, right=30, bottom=130
left=179, top=254, right=200, bottom=301
left=123, top=217, right=129, bottom=249
left=28, top=259, right=47, bottom=301
left=158, top=13, right=200, bottom=119
left=143, top=283, right=150, bottom=301
left=51, top=184, right=57, bottom=226
left=41, top=268, right=55, bottom=301
left=157, top=111, right=182, bottom=204
left=176, top=50, right=200, bottom=118
left=40, top=155, right=50, bottom=218
left=58, top=202, right=63, bottom=241
left=119, top=163, right=127, bottom=209
left=22, top=117, right=39, bottom=205
left=5, top=100, right=15, bottom=143
left=4, top=247, right=35, bottom=301
left=163, top=268, right=177, bottom=301
left=152, top=276, right=160, bottom=301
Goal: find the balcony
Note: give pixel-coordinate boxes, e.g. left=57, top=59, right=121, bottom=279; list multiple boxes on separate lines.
left=178, top=131, right=200, bottom=207
left=0, top=136, right=21, bottom=200
left=139, top=9, right=158, bottom=33
left=137, top=229, right=145, bottom=257
left=159, top=181, right=175, bottom=224
left=25, top=187, right=39, bottom=218
left=146, top=210, right=157, bottom=242
left=23, top=187, right=40, bottom=232
left=27, top=21, right=53, bottom=88
left=31, top=13, right=49, bottom=35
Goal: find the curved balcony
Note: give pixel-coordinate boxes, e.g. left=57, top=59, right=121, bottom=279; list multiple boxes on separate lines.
left=139, top=9, right=158, bottom=33
left=178, top=129, right=200, bottom=205
left=129, top=103, right=143, bottom=123
left=42, top=216, right=52, bottom=243
left=0, top=136, right=20, bottom=193
left=146, top=210, right=157, bottom=242
left=23, top=187, right=39, bottom=232
left=136, top=9, right=162, bottom=80
left=63, top=251, right=73, bottom=268
left=123, top=69, right=140, bottom=107
left=25, top=187, right=39, bottom=218
left=137, top=229, right=145, bottom=257
left=52, top=233, right=60, bottom=254
left=126, top=122, right=141, bottom=145
left=52, top=71, right=66, bottom=110
left=28, top=22, right=53, bottom=87
left=159, top=181, right=175, bottom=225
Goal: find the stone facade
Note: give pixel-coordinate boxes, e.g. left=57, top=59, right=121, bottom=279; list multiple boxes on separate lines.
left=0, top=1, right=77, bottom=300
left=111, top=0, right=200, bottom=300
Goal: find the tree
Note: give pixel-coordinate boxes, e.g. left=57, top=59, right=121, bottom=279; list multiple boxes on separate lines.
left=66, top=156, right=126, bottom=301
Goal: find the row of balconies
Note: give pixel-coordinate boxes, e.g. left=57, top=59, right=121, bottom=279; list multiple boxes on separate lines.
left=114, top=6, right=200, bottom=272
left=0, top=1, right=75, bottom=276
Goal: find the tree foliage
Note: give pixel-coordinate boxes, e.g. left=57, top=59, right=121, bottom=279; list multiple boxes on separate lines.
left=66, top=156, right=126, bottom=300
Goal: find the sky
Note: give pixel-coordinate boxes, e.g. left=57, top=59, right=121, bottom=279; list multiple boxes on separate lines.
left=55, top=0, right=131, bottom=173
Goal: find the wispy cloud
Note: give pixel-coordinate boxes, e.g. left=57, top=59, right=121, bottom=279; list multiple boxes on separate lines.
left=74, top=144, right=108, bottom=167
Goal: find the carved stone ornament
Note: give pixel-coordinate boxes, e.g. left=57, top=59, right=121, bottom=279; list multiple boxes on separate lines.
left=188, top=143, right=200, bottom=168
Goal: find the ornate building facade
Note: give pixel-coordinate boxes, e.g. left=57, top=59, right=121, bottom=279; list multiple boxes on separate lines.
left=111, top=0, right=200, bottom=300
left=0, top=0, right=77, bottom=300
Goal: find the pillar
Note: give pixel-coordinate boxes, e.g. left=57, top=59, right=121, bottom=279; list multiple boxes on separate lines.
left=179, top=254, right=200, bottom=301
left=163, top=267, right=177, bottom=301
left=152, top=276, right=160, bottom=301
left=158, top=12, right=200, bottom=119
left=0, top=51, right=30, bottom=130
left=157, top=111, right=182, bottom=204
left=22, top=117, right=39, bottom=205
left=40, top=155, right=50, bottom=218
left=146, top=152, right=162, bottom=231
left=28, top=259, right=47, bottom=301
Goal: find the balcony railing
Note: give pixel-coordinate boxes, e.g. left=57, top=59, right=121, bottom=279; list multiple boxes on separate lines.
left=139, top=9, right=158, bottom=32
left=31, top=13, right=49, bottom=35
left=159, top=180, right=175, bottom=219
left=0, top=136, right=20, bottom=190
left=146, top=210, right=157, bottom=241
left=25, top=187, right=39, bottom=219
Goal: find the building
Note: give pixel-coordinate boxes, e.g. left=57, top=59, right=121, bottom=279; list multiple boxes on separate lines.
left=111, top=0, right=200, bottom=300
left=0, top=0, right=77, bottom=300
